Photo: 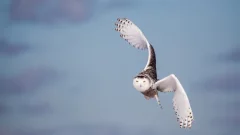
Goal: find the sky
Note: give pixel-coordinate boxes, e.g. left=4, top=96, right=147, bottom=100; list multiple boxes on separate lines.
left=0, top=0, right=239, bottom=135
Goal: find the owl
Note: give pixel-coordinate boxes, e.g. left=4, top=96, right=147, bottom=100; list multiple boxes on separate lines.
left=115, top=18, right=194, bottom=128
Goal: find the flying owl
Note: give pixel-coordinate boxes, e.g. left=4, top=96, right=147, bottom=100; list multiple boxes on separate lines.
left=114, top=18, right=194, bottom=128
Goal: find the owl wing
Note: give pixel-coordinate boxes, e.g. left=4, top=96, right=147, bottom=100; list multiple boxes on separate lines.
left=115, top=18, right=149, bottom=50
left=153, top=74, right=194, bottom=128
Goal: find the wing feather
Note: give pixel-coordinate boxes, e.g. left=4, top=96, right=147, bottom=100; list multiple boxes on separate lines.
left=153, top=74, right=194, bottom=128
left=115, top=18, right=149, bottom=50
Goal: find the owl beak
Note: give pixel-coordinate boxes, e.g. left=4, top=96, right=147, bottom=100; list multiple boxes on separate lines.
left=139, top=84, right=142, bottom=87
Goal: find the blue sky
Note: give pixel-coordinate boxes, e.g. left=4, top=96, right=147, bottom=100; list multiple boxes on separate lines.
left=0, top=0, right=239, bottom=135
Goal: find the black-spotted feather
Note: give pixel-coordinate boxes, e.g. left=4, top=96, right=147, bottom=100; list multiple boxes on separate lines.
left=153, top=74, right=194, bottom=128
left=115, top=18, right=149, bottom=50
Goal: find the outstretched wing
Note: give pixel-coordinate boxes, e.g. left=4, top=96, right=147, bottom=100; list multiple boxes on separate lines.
left=153, top=74, right=194, bottom=128
left=115, top=18, right=150, bottom=50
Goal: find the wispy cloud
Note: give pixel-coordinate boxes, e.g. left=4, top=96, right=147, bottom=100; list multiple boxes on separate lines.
left=212, top=117, right=240, bottom=134
left=0, top=102, right=52, bottom=117
left=212, top=100, right=240, bottom=134
left=0, top=127, right=55, bottom=135
left=9, top=0, right=46, bottom=21
left=9, top=0, right=138, bottom=24
left=10, top=0, right=93, bottom=23
left=0, top=39, right=30, bottom=56
left=0, top=103, right=9, bottom=115
left=217, top=46, right=240, bottom=63
left=201, top=72, right=240, bottom=92
left=103, top=0, right=136, bottom=10
left=18, top=102, right=52, bottom=116
left=0, top=67, right=59, bottom=95
left=0, top=124, right=160, bottom=135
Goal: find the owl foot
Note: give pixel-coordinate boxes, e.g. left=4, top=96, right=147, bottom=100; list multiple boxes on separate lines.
left=157, top=101, right=163, bottom=109
left=155, top=95, right=163, bottom=109
left=144, top=95, right=150, bottom=100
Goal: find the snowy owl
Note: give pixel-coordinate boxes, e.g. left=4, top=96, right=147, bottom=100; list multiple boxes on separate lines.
left=114, top=18, right=194, bottom=128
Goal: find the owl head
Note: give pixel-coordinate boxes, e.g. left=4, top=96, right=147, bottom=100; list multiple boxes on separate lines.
left=133, top=75, right=151, bottom=92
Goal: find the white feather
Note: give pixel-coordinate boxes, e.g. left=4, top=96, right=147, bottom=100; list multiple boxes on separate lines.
left=115, top=18, right=153, bottom=70
left=152, top=74, right=194, bottom=128
left=115, top=18, right=150, bottom=50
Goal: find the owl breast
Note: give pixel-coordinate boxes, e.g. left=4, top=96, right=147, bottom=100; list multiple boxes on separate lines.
left=141, top=87, right=158, bottom=98
left=133, top=68, right=158, bottom=98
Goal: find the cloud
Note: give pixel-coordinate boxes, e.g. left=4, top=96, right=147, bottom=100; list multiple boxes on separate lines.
left=0, top=67, right=59, bottom=95
left=10, top=0, right=93, bottom=23
left=0, top=40, right=30, bottom=56
left=217, top=46, right=240, bottom=63
left=211, top=100, right=240, bottom=134
left=0, top=103, right=9, bottom=115
left=0, top=102, right=52, bottom=117
left=0, top=124, right=160, bottom=135
left=103, top=0, right=136, bottom=9
left=201, top=72, right=240, bottom=92
left=9, top=0, right=138, bottom=24
left=212, top=116, right=240, bottom=134
left=0, top=127, right=55, bottom=135
left=212, top=115, right=240, bottom=132
left=9, top=0, right=47, bottom=21
left=18, top=102, right=52, bottom=116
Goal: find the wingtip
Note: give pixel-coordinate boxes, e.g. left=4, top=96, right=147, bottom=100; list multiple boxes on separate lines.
left=116, top=18, right=131, bottom=24
left=120, top=34, right=126, bottom=38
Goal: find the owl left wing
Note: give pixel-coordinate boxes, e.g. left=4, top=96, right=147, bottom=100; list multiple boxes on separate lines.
left=153, top=74, right=194, bottom=128
left=115, top=18, right=149, bottom=50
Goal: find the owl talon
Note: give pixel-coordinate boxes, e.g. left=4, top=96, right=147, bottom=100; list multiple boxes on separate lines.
left=157, top=101, right=163, bottom=109
left=154, top=95, right=162, bottom=109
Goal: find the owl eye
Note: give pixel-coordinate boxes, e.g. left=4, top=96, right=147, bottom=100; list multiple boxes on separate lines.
left=136, top=80, right=138, bottom=82
left=143, top=80, right=146, bottom=83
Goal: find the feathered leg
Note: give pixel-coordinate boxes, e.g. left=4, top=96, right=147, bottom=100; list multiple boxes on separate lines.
left=155, top=94, right=163, bottom=109
left=144, top=95, right=150, bottom=100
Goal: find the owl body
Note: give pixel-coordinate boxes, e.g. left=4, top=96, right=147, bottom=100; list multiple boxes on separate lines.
left=133, top=74, right=157, bottom=99
left=115, top=18, right=194, bottom=128
left=133, top=43, right=158, bottom=99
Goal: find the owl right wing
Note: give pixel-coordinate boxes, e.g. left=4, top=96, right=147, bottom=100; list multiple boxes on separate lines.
left=153, top=74, right=194, bottom=128
left=115, top=18, right=150, bottom=50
